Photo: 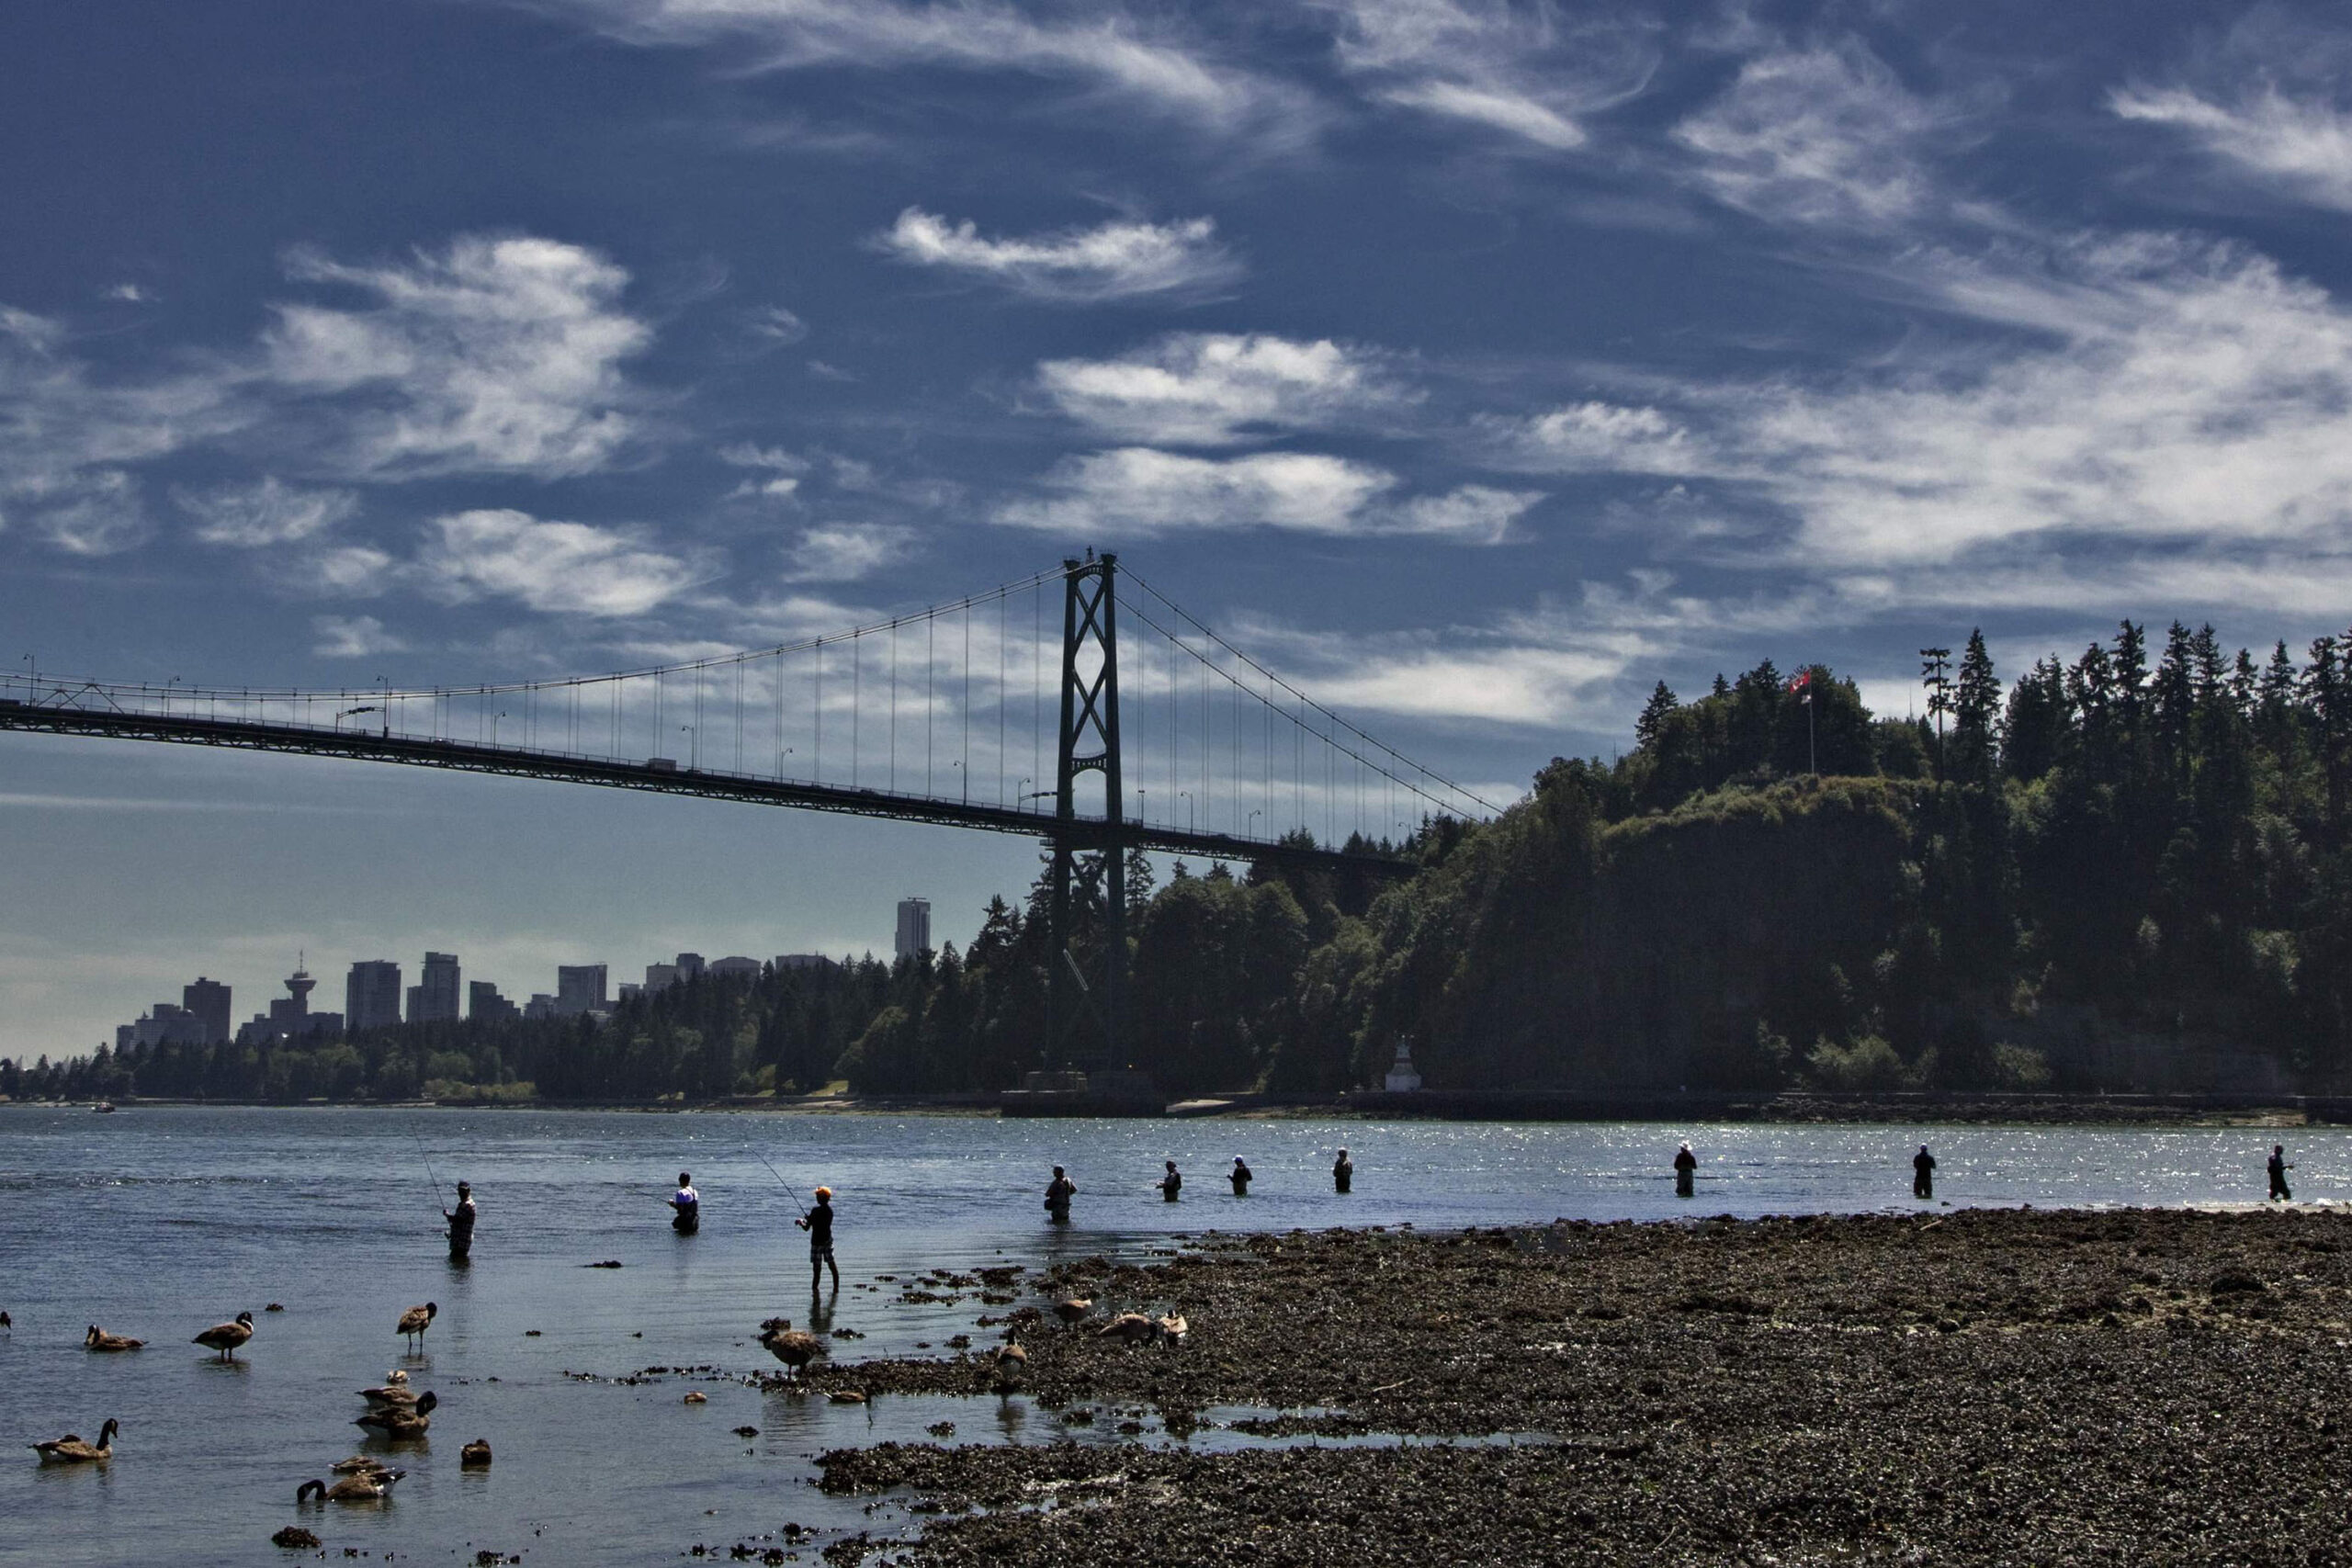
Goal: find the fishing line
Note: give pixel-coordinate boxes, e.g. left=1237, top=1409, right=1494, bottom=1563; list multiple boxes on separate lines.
left=747, top=1144, right=810, bottom=1218
left=409, top=1128, right=447, bottom=1215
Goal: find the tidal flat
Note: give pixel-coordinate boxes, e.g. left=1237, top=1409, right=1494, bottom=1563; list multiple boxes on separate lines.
left=810, top=1208, right=2352, bottom=1564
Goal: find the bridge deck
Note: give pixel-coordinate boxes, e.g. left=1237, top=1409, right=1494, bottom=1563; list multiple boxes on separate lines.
left=0, top=699, right=1409, bottom=875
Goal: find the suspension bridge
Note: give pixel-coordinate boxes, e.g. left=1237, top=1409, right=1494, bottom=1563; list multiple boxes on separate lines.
left=1, top=553, right=1499, bottom=1075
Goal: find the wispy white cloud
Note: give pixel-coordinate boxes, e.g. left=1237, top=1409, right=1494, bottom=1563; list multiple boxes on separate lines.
left=1035, top=333, right=1413, bottom=446
left=2112, top=84, right=2352, bottom=210
left=742, top=303, right=809, bottom=344
left=1669, top=42, right=1970, bottom=229
left=177, top=476, right=358, bottom=547
left=719, top=440, right=808, bottom=501
left=529, top=0, right=1313, bottom=141
left=265, top=235, right=652, bottom=478
left=998, top=446, right=1537, bottom=542
left=417, top=508, right=710, bottom=616
left=783, top=522, right=915, bottom=581
left=875, top=209, right=1239, bottom=303
left=37, top=469, right=149, bottom=556
left=1328, top=0, right=1657, bottom=152
left=311, top=614, right=410, bottom=658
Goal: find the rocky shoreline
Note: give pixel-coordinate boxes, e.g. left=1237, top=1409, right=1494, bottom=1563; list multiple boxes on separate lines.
left=807, top=1208, right=2352, bottom=1563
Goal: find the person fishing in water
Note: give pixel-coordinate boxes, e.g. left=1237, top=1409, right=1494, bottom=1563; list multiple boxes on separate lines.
left=1673, top=1142, right=1698, bottom=1199
left=1913, top=1146, right=1938, bottom=1201
left=445, top=1181, right=476, bottom=1261
left=669, top=1171, right=700, bottom=1234
left=797, top=1186, right=840, bottom=1290
left=1045, top=1166, right=1076, bottom=1224
left=1159, top=1160, right=1182, bottom=1201
left=1229, top=1156, right=1253, bottom=1196
left=1332, top=1148, right=1353, bottom=1194
left=2268, top=1145, right=2294, bottom=1202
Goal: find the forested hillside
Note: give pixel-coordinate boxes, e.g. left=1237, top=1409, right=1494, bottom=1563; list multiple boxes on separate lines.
left=9, top=618, right=2348, bottom=1103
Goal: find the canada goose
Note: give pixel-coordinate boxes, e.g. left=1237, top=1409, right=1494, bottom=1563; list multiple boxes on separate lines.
left=396, top=1302, right=437, bottom=1352
left=353, top=1390, right=435, bottom=1438
left=356, top=1370, right=411, bottom=1406
left=298, top=1469, right=404, bottom=1503
left=991, top=1340, right=1027, bottom=1389
left=1053, top=1297, right=1093, bottom=1325
left=330, top=1454, right=392, bottom=1475
left=29, top=1418, right=118, bottom=1464
left=1155, top=1314, right=1188, bottom=1346
left=459, top=1438, right=492, bottom=1468
left=84, top=1325, right=143, bottom=1352
left=193, top=1311, right=254, bottom=1362
left=682, top=1392, right=707, bottom=1404
left=757, top=1317, right=824, bottom=1380
left=1096, top=1313, right=1159, bottom=1345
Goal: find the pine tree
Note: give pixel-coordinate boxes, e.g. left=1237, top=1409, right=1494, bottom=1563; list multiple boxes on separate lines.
left=1635, top=682, right=1679, bottom=750
left=1952, top=630, right=2000, bottom=783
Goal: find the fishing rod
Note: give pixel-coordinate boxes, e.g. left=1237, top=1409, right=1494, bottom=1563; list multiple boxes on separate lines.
left=409, top=1128, right=447, bottom=1214
left=746, top=1144, right=810, bottom=1219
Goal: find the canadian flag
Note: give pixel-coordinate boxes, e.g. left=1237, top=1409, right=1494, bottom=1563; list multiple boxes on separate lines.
left=1786, top=670, right=1812, bottom=704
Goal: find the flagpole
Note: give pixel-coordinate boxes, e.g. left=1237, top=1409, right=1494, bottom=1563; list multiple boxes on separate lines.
left=1808, top=678, right=1816, bottom=777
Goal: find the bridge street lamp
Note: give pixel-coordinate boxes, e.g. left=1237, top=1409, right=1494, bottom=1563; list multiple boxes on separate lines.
left=1179, top=789, right=1193, bottom=835
left=1248, top=808, right=1262, bottom=839
left=492, top=711, right=509, bottom=747
left=680, top=723, right=696, bottom=770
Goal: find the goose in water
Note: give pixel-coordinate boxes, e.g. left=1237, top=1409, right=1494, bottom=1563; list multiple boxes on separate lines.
left=193, top=1311, right=254, bottom=1362
left=30, top=1419, right=118, bottom=1464
left=758, top=1318, right=824, bottom=1380
left=298, top=1469, right=405, bottom=1503
left=395, top=1302, right=437, bottom=1352
left=330, top=1454, right=392, bottom=1475
left=1, top=1311, right=11, bottom=1332
left=358, top=1371, right=418, bottom=1408
left=1096, top=1313, right=1159, bottom=1345
left=353, top=1390, right=435, bottom=1438
left=459, top=1438, right=492, bottom=1468
left=1052, top=1297, right=1093, bottom=1325
left=991, top=1340, right=1027, bottom=1389
left=84, top=1325, right=143, bottom=1352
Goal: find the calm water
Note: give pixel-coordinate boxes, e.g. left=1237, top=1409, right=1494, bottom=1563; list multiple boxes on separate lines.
left=2, top=1105, right=2341, bottom=1565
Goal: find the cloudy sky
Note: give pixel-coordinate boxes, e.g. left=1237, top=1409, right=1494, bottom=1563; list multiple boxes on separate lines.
left=6, top=0, right=2351, bottom=1057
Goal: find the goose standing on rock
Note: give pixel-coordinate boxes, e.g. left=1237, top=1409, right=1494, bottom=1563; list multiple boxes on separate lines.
left=298, top=1469, right=405, bottom=1503
left=1096, top=1313, right=1159, bottom=1345
left=396, top=1302, right=437, bottom=1352
left=30, top=1419, right=118, bottom=1464
left=1053, top=1297, right=1093, bottom=1325
left=991, top=1340, right=1027, bottom=1390
left=354, top=1390, right=435, bottom=1438
left=193, top=1311, right=254, bottom=1362
left=758, top=1317, right=824, bottom=1381
left=84, top=1325, right=143, bottom=1352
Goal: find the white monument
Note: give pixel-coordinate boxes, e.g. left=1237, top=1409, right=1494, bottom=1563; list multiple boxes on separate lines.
left=1384, top=1037, right=1422, bottom=1092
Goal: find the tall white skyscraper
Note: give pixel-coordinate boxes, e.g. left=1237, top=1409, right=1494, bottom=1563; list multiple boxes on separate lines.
left=895, top=897, right=932, bottom=961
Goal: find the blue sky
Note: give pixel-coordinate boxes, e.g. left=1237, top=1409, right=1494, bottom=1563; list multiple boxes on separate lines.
left=6, top=0, right=2352, bottom=1057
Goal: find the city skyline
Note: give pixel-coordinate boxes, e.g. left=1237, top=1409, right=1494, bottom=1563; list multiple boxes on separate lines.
left=79, top=932, right=900, bottom=1062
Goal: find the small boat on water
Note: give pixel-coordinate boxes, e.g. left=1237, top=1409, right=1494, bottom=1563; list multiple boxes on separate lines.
left=92, top=1102, right=116, bottom=1113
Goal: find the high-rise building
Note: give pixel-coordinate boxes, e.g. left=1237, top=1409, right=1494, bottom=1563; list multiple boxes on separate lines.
left=775, top=953, right=839, bottom=972
left=675, top=952, right=707, bottom=983
left=468, top=979, right=519, bottom=1024
left=524, top=993, right=557, bottom=1021
left=411, top=953, right=461, bottom=1023
left=895, top=897, right=932, bottom=961
left=182, top=977, right=232, bottom=1044
left=238, top=960, right=339, bottom=1046
left=709, top=956, right=762, bottom=979
left=346, top=960, right=403, bottom=1032
left=643, top=962, right=680, bottom=994
left=556, top=964, right=607, bottom=1016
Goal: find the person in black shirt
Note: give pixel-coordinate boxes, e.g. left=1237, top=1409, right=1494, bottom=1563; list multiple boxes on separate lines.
left=1229, top=1157, right=1252, bottom=1196
left=1332, top=1148, right=1353, bottom=1194
left=445, top=1181, right=476, bottom=1261
left=1159, top=1160, right=1182, bottom=1201
left=1045, top=1167, right=1075, bottom=1224
left=797, top=1186, right=839, bottom=1290
left=1912, top=1146, right=1937, bottom=1201
left=1673, top=1143, right=1697, bottom=1199
left=2268, top=1145, right=2293, bottom=1202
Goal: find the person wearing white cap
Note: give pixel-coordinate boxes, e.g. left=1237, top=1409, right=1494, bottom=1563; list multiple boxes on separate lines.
left=1673, top=1143, right=1697, bottom=1199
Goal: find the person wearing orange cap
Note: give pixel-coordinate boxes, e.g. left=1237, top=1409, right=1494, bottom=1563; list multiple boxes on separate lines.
left=797, top=1186, right=840, bottom=1291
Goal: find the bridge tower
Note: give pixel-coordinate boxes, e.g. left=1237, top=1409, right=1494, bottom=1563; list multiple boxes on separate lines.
left=1046, top=550, right=1128, bottom=1074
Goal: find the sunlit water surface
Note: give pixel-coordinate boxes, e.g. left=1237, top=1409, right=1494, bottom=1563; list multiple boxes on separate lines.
left=2, top=1106, right=2341, bottom=1564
